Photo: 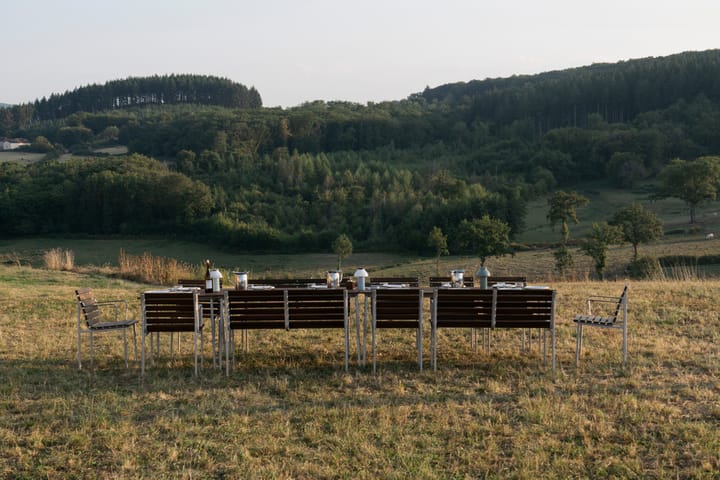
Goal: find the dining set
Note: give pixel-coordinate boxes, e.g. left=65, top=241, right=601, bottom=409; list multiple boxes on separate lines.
left=76, top=272, right=562, bottom=376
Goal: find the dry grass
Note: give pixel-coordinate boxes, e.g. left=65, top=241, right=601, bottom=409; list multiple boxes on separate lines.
left=42, top=248, right=75, bottom=271
left=0, top=265, right=719, bottom=478
left=117, top=248, right=196, bottom=285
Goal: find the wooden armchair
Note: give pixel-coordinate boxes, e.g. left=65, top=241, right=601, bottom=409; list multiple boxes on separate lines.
left=75, top=288, right=138, bottom=369
left=573, top=284, right=629, bottom=366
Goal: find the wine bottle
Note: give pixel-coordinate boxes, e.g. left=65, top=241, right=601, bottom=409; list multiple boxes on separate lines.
left=204, top=259, right=212, bottom=293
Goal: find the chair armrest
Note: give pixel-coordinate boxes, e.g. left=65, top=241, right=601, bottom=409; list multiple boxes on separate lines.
left=585, top=296, right=622, bottom=315
left=94, top=299, right=128, bottom=321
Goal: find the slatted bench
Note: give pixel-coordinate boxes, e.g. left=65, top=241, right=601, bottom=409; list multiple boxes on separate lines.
left=252, top=278, right=325, bottom=288
left=488, top=276, right=527, bottom=287
left=366, top=276, right=419, bottom=287
left=431, top=288, right=556, bottom=370
left=429, top=276, right=476, bottom=287
left=224, top=288, right=349, bottom=373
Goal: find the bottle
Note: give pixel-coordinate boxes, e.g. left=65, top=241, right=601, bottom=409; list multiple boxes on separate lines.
left=205, top=259, right=212, bottom=293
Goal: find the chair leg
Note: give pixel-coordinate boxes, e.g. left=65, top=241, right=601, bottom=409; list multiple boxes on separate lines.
left=575, top=323, right=582, bottom=366
left=89, top=331, right=95, bottom=369
left=132, top=324, right=138, bottom=362
left=622, top=323, right=628, bottom=367
left=355, top=297, right=361, bottom=366
left=77, top=331, right=82, bottom=370
left=123, top=328, right=129, bottom=367
left=372, top=320, right=377, bottom=375
left=344, top=319, right=349, bottom=373
left=431, top=318, right=437, bottom=371
left=141, top=332, right=146, bottom=376
left=418, top=324, right=423, bottom=372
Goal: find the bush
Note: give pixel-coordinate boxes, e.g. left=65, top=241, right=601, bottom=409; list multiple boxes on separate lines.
left=627, top=256, right=662, bottom=279
left=43, top=248, right=74, bottom=271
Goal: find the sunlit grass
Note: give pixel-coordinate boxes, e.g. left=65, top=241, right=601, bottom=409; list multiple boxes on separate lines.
left=0, top=265, right=719, bottom=477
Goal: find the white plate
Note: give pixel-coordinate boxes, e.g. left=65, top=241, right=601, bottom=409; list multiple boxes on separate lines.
left=249, top=284, right=274, bottom=290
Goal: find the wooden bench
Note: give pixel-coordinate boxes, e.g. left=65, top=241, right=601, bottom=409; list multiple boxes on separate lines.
left=224, top=288, right=349, bottom=372
left=573, top=284, right=628, bottom=366
left=368, top=276, right=419, bottom=287
left=251, top=278, right=325, bottom=288
left=487, top=276, right=527, bottom=287
left=431, top=288, right=556, bottom=370
left=429, top=276, right=476, bottom=287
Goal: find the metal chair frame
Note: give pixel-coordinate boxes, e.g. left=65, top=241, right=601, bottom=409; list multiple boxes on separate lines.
left=574, top=284, right=629, bottom=367
left=75, top=288, right=138, bottom=369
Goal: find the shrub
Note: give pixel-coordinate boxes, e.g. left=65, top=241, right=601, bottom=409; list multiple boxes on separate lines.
left=627, top=256, right=662, bottom=279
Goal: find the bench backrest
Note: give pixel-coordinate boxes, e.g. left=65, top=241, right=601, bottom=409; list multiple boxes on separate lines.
left=142, top=291, right=199, bottom=333
left=487, top=276, right=527, bottom=287
left=75, top=287, right=101, bottom=327
left=225, top=289, right=288, bottom=330
left=434, top=289, right=494, bottom=328
left=252, top=278, right=325, bottom=288
left=178, top=278, right=223, bottom=289
left=493, top=289, right=555, bottom=329
left=614, top=285, right=629, bottom=321
left=368, top=277, right=419, bottom=287
left=429, top=276, right=476, bottom=287
left=287, top=289, right=347, bottom=329
left=372, top=288, right=424, bottom=329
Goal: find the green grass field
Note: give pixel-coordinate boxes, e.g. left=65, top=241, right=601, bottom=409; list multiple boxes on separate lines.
left=518, top=181, right=720, bottom=245
left=0, top=265, right=718, bottom=478
left=0, top=151, right=45, bottom=164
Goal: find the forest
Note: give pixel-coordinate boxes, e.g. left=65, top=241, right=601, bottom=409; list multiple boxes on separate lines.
left=1, top=51, right=720, bottom=254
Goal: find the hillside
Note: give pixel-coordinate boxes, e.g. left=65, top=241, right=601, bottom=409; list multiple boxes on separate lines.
left=0, top=50, right=719, bottom=259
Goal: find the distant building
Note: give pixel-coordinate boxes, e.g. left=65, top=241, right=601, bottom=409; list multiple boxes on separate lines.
left=0, top=138, right=30, bottom=151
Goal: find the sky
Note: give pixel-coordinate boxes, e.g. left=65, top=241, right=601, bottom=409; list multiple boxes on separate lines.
left=2, top=0, right=719, bottom=108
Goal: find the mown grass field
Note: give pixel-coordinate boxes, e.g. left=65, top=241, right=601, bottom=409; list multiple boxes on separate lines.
left=0, top=264, right=719, bottom=478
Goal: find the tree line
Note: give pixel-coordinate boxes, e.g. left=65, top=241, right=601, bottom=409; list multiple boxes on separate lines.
left=1, top=50, right=720, bottom=257
left=1, top=74, right=261, bottom=126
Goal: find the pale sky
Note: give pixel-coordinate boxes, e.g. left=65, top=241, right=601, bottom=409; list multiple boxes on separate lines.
left=2, top=0, right=719, bottom=108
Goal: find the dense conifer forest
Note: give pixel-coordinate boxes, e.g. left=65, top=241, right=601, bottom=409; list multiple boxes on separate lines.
left=1, top=51, right=720, bottom=253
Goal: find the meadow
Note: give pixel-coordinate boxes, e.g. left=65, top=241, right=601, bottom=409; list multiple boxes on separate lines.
left=0, top=260, right=719, bottom=478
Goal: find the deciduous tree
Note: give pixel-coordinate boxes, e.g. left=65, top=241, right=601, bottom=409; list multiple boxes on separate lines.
left=611, top=203, right=663, bottom=260
left=458, top=215, right=512, bottom=267
left=332, top=234, right=353, bottom=271
left=427, top=226, right=449, bottom=275
left=580, top=222, right=623, bottom=279
left=656, top=156, right=720, bottom=223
